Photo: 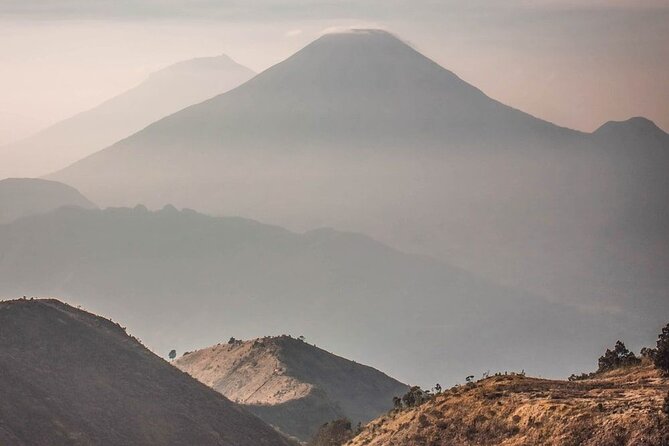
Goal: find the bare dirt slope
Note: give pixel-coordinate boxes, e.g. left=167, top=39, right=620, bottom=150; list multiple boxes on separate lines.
left=0, top=298, right=295, bottom=446
left=175, top=336, right=408, bottom=441
left=347, top=364, right=669, bottom=446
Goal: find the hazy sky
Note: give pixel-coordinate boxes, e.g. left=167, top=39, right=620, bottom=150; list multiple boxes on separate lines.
left=1, top=0, right=668, bottom=138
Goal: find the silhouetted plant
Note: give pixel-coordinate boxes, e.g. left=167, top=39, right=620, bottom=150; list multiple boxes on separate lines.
left=168, top=349, right=176, bottom=360
left=568, top=372, right=594, bottom=382
left=597, top=341, right=640, bottom=372
left=654, top=323, right=669, bottom=375
left=641, top=347, right=657, bottom=360
left=392, top=396, right=402, bottom=410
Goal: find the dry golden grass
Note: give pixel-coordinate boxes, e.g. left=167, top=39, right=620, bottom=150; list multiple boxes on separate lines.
left=347, top=363, right=669, bottom=446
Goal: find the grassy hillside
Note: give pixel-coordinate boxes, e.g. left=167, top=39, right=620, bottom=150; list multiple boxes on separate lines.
left=347, top=363, right=669, bottom=446
left=175, top=336, right=408, bottom=440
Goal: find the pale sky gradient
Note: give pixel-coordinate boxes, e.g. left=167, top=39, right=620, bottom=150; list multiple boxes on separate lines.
left=0, top=0, right=667, bottom=138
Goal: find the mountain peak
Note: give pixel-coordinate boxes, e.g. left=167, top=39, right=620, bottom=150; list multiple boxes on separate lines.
left=175, top=335, right=407, bottom=441
left=301, top=28, right=420, bottom=59
left=594, top=116, right=668, bottom=138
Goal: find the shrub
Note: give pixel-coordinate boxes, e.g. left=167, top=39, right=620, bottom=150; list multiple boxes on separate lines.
left=568, top=372, right=594, bottom=382
left=654, top=323, right=669, bottom=375
left=597, top=341, right=640, bottom=372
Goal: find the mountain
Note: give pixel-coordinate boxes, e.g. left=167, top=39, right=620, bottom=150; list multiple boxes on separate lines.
left=0, top=54, right=254, bottom=178
left=53, top=29, right=580, bottom=204
left=0, top=111, right=46, bottom=146
left=49, top=30, right=669, bottom=326
left=347, top=363, right=669, bottom=446
left=0, top=178, right=95, bottom=224
left=0, top=205, right=650, bottom=386
left=174, top=336, right=408, bottom=441
left=0, top=298, right=295, bottom=446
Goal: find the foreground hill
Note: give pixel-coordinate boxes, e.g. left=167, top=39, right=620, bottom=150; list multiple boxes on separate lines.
left=0, top=205, right=645, bottom=385
left=0, top=298, right=294, bottom=446
left=348, top=364, right=669, bottom=446
left=0, top=178, right=95, bottom=224
left=175, top=336, right=408, bottom=440
left=51, top=30, right=669, bottom=328
left=0, top=54, right=254, bottom=178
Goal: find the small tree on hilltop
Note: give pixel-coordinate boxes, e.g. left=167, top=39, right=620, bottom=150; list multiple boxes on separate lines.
left=597, top=340, right=640, bottom=373
left=654, top=323, right=669, bottom=375
left=168, top=349, right=177, bottom=360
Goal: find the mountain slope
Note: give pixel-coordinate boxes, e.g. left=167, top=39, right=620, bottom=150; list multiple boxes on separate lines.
left=0, top=205, right=649, bottom=386
left=0, top=298, right=295, bottom=446
left=347, top=364, right=669, bottom=446
left=0, top=54, right=254, bottom=178
left=175, top=336, right=408, bottom=440
left=0, top=178, right=95, bottom=224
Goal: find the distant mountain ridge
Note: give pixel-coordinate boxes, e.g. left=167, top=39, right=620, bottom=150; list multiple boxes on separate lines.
left=175, top=335, right=408, bottom=441
left=0, top=298, right=295, bottom=446
left=0, top=54, right=254, bottom=178
left=0, top=205, right=647, bottom=386
left=0, top=178, right=95, bottom=224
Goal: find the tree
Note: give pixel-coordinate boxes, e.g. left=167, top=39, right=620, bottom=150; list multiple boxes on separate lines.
left=402, top=386, right=428, bottom=408
left=597, top=341, right=640, bottom=372
left=392, top=396, right=402, bottom=410
left=641, top=347, right=657, bottom=360
left=228, top=337, right=237, bottom=345
left=168, top=349, right=176, bottom=360
left=654, top=323, right=669, bottom=375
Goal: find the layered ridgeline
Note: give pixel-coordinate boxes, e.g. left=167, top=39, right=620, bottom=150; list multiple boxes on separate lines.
left=0, top=54, right=254, bottom=178
left=51, top=30, right=669, bottom=327
left=175, top=336, right=408, bottom=441
left=0, top=205, right=645, bottom=385
left=0, top=178, right=95, bottom=224
left=0, top=298, right=295, bottom=446
left=347, top=364, right=669, bottom=446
